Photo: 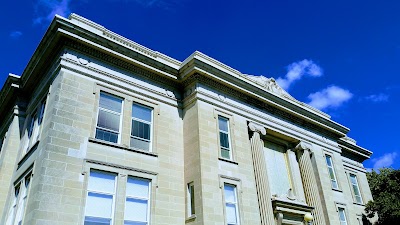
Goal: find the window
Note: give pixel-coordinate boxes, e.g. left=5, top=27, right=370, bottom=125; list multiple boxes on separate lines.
left=224, top=184, right=239, bottom=225
left=325, top=155, right=339, bottom=189
left=84, top=170, right=117, bottom=225
left=6, top=172, right=32, bottom=225
left=124, top=177, right=151, bottom=225
left=349, top=174, right=363, bottom=204
left=187, top=182, right=195, bottom=217
left=95, top=92, right=123, bottom=143
left=0, top=132, right=6, bottom=155
left=338, top=207, right=348, bottom=225
left=25, top=113, right=37, bottom=151
left=264, top=142, right=292, bottom=197
left=35, top=101, right=46, bottom=141
left=131, top=103, right=153, bottom=151
left=218, top=116, right=232, bottom=159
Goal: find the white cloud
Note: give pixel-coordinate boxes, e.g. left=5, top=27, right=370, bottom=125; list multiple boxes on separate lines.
left=33, top=0, right=72, bottom=25
left=365, top=93, right=389, bottom=103
left=372, top=152, right=398, bottom=170
left=276, top=59, right=323, bottom=90
left=9, top=31, right=23, bottom=39
left=307, top=85, right=353, bottom=110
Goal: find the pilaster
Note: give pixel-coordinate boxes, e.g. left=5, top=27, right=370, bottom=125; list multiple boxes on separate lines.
left=248, top=122, right=275, bottom=225
left=295, top=141, right=326, bottom=225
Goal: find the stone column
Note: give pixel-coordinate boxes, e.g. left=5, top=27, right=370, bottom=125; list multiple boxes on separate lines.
left=295, top=142, right=326, bottom=225
left=248, top=122, right=275, bottom=225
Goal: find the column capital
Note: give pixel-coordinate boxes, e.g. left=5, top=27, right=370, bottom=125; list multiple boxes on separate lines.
left=295, top=141, right=313, bottom=152
left=248, top=122, right=266, bottom=135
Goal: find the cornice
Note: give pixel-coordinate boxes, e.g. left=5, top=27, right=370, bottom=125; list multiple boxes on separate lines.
left=338, top=138, right=372, bottom=161
left=63, top=39, right=180, bottom=90
left=184, top=73, right=343, bottom=139
left=69, top=13, right=181, bottom=69
left=12, top=14, right=358, bottom=146
left=184, top=84, right=342, bottom=152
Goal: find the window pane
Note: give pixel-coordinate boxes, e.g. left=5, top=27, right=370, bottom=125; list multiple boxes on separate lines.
left=131, top=121, right=150, bottom=140
left=97, top=110, right=120, bottom=132
left=189, top=184, right=195, bottom=215
left=100, top=93, right=122, bottom=113
left=328, top=168, right=335, bottom=180
left=221, top=149, right=230, bottom=159
left=226, top=203, right=237, bottom=224
left=218, top=117, right=228, bottom=132
left=338, top=208, right=346, bottom=221
left=220, top=133, right=229, bottom=149
left=96, top=129, right=118, bottom=143
left=124, top=221, right=147, bottom=225
left=85, top=193, right=113, bottom=218
left=331, top=180, right=338, bottom=189
left=125, top=198, right=148, bottom=222
left=132, top=104, right=152, bottom=122
left=326, top=155, right=332, bottom=167
left=224, top=185, right=236, bottom=203
left=130, top=138, right=150, bottom=151
left=126, top=178, right=150, bottom=198
left=88, top=171, right=116, bottom=193
left=84, top=216, right=112, bottom=225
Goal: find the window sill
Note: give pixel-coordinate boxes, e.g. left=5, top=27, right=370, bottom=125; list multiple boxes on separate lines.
left=353, top=202, right=365, bottom=206
left=218, top=157, right=238, bottom=165
left=332, top=188, right=342, bottom=192
left=185, top=215, right=196, bottom=223
left=88, top=138, right=158, bottom=157
left=18, top=141, right=39, bottom=169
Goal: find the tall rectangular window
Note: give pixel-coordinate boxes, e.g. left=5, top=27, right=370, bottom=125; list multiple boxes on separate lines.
left=264, top=142, right=291, bottom=197
left=96, top=92, right=123, bottom=143
left=124, top=177, right=151, bottom=225
left=325, top=155, right=339, bottom=189
left=187, top=182, right=195, bottom=217
left=131, top=103, right=152, bottom=151
left=224, top=184, right=239, bottom=225
left=218, top=116, right=231, bottom=159
left=24, top=113, right=37, bottom=151
left=338, top=208, right=348, bottom=225
left=349, top=174, right=363, bottom=204
left=84, top=170, right=117, bottom=225
left=6, top=173, right=32, bottom=225
left=34, top=101, right=46, bottom=141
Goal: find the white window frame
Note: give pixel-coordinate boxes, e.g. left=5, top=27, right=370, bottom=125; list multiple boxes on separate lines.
left=338, top=207, right=348, bottom=225
left=349, top=173, right=363, bottom=204
left=263, top=139, right=294, bottom=197
left=223, top=183, right=240, bottom=225
left=124, top=176, right=151, bottom=225
left=6, top=171, right=32, bottom=225
left=130, top=103, right=153, bottom=152
left=218, top=116, right=233, bottom=160
left=35, top=100, right=46, bottom=142
left=83, top=161, right=157, bottom=225
left=325, top=154, right=339, bottom=190
left=219, top=175, right=242, bottom=225
left=95, top=92, right=123, bottom=144
left=84, top=169, right=117, bottom=225
left=187, top=182, right=195, bottom=218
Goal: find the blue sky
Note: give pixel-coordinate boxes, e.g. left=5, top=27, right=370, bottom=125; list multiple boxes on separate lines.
left=1, top=0, right=399, bottom=170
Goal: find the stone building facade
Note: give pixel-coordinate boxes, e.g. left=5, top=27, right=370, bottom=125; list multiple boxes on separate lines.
left=0, top=14, right=374, bottom=225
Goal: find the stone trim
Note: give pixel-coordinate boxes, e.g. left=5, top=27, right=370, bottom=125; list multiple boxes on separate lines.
left=85, top=158, right=158, bottom=176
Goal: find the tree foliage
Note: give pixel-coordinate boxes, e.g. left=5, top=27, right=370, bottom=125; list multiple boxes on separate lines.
left=365, top=168, right=400, bottom=224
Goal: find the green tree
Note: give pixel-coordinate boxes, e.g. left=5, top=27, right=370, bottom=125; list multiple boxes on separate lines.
left=365, top=168, right=400, bottom=224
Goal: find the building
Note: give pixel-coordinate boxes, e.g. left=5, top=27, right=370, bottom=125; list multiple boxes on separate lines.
left=0, top=14, right=375, bottom=225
